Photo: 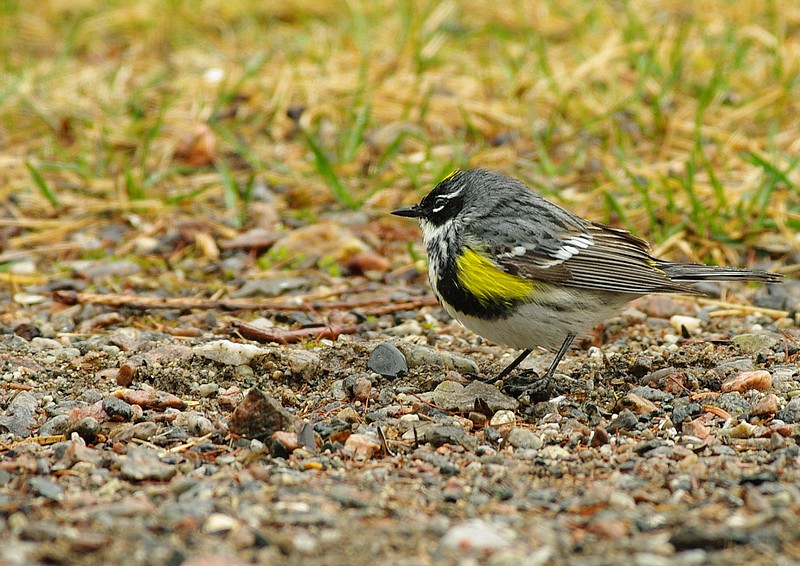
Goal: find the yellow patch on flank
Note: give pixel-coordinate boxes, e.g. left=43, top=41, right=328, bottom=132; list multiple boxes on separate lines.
left=455, top=248, right=535, bottom=304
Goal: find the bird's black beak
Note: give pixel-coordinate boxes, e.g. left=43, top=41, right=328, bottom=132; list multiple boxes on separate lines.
left=391, top=204, right=422, bottom=218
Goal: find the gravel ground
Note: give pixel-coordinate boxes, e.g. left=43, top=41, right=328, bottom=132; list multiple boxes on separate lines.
left=2, top=280, right=800, bottom=566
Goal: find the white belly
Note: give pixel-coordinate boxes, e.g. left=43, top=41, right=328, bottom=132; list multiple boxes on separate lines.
left=444, top=295, right=628, bottom=352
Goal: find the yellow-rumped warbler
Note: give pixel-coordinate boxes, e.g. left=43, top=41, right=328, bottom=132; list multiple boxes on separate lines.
left=392, top=168, right=781, bottom=399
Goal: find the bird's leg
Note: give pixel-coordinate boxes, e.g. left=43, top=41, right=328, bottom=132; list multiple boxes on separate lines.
left=544, top=332, right=576, bottom=380
left=520, top=332, right=576, bottom=403
left=493, top=348, right=532, bottom=381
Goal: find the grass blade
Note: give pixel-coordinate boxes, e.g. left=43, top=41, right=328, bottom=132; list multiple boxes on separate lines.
left=25, top=161, right=59, bottom=209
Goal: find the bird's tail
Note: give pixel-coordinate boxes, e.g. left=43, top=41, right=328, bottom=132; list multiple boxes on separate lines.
left=659, top=262, right=782, bottom=284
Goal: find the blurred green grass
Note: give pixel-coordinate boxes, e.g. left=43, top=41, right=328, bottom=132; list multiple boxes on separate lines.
left=1, top=0, right=799, bottom=260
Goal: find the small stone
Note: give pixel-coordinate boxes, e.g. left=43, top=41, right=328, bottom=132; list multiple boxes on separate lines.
left=434, top=380, right=519, bottom=413
left=607, top=409, right=638, bottom=433
left=750, top=393, right=780, bottom=417
left=590, top=425, right=609, bottom=447
left=115, top=388, right=186, bottom=410
left=713, top=392, right=749, bottom=416
left=620, top=393, right=659, bottom=414
left=672, top=402, right=702, bottom=426
left=228, top=388, right=300, bottom=441
left=29, top=337, right=63, bottom=351
left=721, top=370, right=772, bottom=393
left=669, top=315, right=702, bottom=334
left=271, top=431, right=300, bottom=455
left=367, top=343, right=408, bottom=378
left=128, top=421, right=159, bottom=441
left=440, top=519, right=512, bottom=553
left=68, top=417, right=101, bottom=444
left=468, top=412, right=487, bottom=427
left=121, top=446, right=177, bottom=482
left=539, top=445, right=570, bottom=460
left=628, top=386, right=673, bottom=403
left=732, top=333, right=779, bottom=354
left=198, top=383, right=219, bottom=397
left=187, top=414, right=215, bottom=436
left=777, top=397, right=800, bottom=424
left=629, top=356, right=653, bottom=377
left=203, top=513, right=239, bottom=534
left=102, top=397, right=133, bottom=422
left=233, top=277, right=308, bottom=298
left=506, top=428, right=543, bottom=450
left=218, top=386, right=244, bottom=410
left=270, top=221, right=371, bottom=266
left=107, top=328, right=142, bottom=351
left=723, top=421, right=757, bottom=439
left=344, top=433, right=382, bottom=460
left=398, top=343, right=478, bottom=375
left=115, top=363, right=136, bottom=387
left=489, top=410, right=517, bottom=427
left=27, top=477, right=62, bottom=500
left=422, top=425, right=478, bottom=451
left=0, top=391, right=38, bottom=438
left=352, top=377, right=372, bottom=403
left=336, top=407, right=361, bottom=424
left=196, top=340, right=262, bottom=366
left=39, top=415, right=72, bottom=437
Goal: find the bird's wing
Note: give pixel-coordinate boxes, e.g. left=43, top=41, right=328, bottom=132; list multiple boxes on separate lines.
left=470, top=216, right=694, bottom=295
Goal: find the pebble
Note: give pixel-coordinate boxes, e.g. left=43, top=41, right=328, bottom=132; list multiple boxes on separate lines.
left=0, top=391, right=38, bottom=438
left=344, top=433, right=382, bottom=460
left=777, top=397, right=800, bottom=424
left=203, top=513, right=239, bottom=534
left=721, top=370, right=772, bottom=393
left=440, top=519, right=513, bottom=553
left=367, top=343, right=408, bottom=378
left=271, top=431, right=299, bottom=457
left=102, top=397, right=133, bottom=422
left=116, top=364, right=136, bottom=387
left=628, top=386, right=673, bottom=403
left=507, top=428, right=543, bottom=450
left=538, top=445, right=570, bottom=460
left=228, top=388, right=300, bottom=441
left=490, top=410, right=517, bottom=427
left=732, top=333, right=779, bottom=354
left=27, top=477, right=63, bottom=500
left=198, top=383, right=219, bottom=397
left=607, top=410, right=638, bottom=432
left=187, top=414, right=215, bottom=436
left=39, top=414, right=72, bottom=437
left=68, top=417, right=101, bottom=444
left=196, top=340, right=262, bottom=366
left=713, top=392, right=749, bottom=416
left=120, top=446, right=177, bottom=482
left=70, top=259, right=140, bottom=280
left=670, top=315, right=702, bottom=334
left=233, top=277, right=308, bottom=298
left=398, top=342, right=479, bottom=374
left=385, top=319, right=423, bottom=337
left=422, top=425, right=478, bottom=451
left=29, top=337, right=63, bottom=351
left=621, top=393, right=659, bottom=414
left=433, top=380, right=519, bottom=412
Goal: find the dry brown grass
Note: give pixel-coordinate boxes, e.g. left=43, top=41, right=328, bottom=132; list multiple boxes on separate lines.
left=1, top=0, right=799, bottom=264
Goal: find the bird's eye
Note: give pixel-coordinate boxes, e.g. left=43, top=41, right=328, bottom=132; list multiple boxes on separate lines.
left=431, top=197, right=448, bottom=212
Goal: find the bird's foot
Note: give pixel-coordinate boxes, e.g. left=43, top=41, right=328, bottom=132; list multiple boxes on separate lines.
left=501, top=369, right=564, bottom=403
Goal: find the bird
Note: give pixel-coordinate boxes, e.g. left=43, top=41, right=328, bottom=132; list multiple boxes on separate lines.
left=392, top=168, right=782, bottom=400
